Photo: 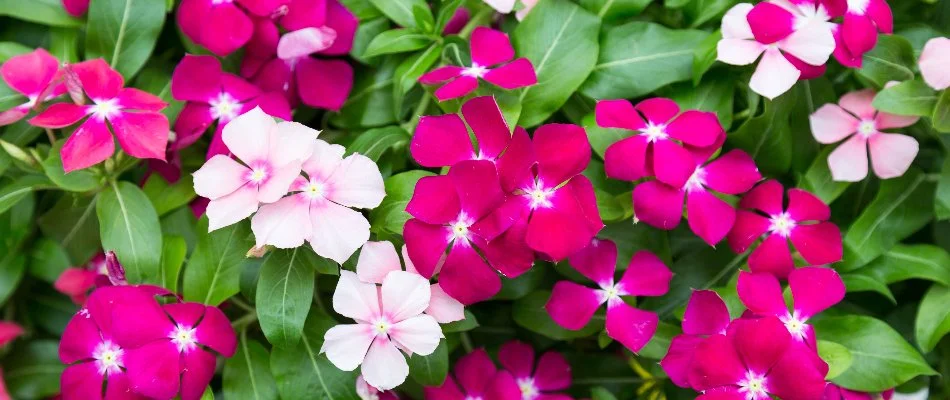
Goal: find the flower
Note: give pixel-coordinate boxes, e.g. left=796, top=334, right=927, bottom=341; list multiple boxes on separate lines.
left=411, top=96, right=517, bottom=168
left=442, top=7, right=470, bottom=35
left=55, top=268, right=97, bottom=304
left=356, top=375, right=399, bottom=400
left=321, top=270, right=443, bottom=391
left=660, top=290, right=732, bottom=388
left=495, top=123, right=604, bottom=261
left=62, top=0, right=89, bottom=16
left=240, top=0, right=357, bottom=111
left=355, top=241, right=465, bottom=323
left=29, top=59, right=169, bottom=172
left=419, top=27, right=537, bottom=101
left=0, top=321, right=23, bottom=347
left=598, top=98, right=724, bottom=189
left=546, top=239, right=672, bottom=352
left=424, top=349, right=521, bottom=400
left=836, top=0, right=892, bottom=63
left=192, top=107, right=315, bottom=231
left=481, top=0, right=538, bottom=20
left=404, top=160, right=532, bottom=305
left=727, top=180, right=843, bottom=278
left=170, top=54, right=291, bottom=155
left=809, top=89, right=919, bottom=181
left=737, top=267, right=845, bottom=345
left=717, top=2, right=835, bottom=99
left=498, top=341, right=571, bottom=400
left=631, top=149, right=761, bottom=246
left=250, top=137, right=384, bottom=263
left=177, top=0, right=289, bottom=56
left=0, top=48, right=64, bottom=126
left=920, top=37, right=950, bottom=90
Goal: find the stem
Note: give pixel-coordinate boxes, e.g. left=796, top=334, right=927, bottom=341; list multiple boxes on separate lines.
left=231, top=312, right=258, bottom=330
left=231, top=297, right=255, bottom=313
left=460, top=331, right=474, bottom=353
left=458, top=8, right=493, bottom=39
left=402, top=95, right=431, bottom=132
left=45, top=128, right=56, bottom=144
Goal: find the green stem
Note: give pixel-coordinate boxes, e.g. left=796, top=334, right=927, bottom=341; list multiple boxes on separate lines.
left=45, top=128, right=56, bottom=144
left=460, top=331, right=474, bottom=353
left=402, top=95, right=432, bottom=132
left=458, top=8, right=493, bottom=39
left=231, top=312, right=258, bottom=330
left=231, top=297, right=255, bottom=313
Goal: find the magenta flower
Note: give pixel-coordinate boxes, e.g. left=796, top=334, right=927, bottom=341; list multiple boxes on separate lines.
left=546, top=239, right=672, bottom=353
left=171, top=54, right=291, bottom=155
left=825, top=384, right=894, bottom=400
left=29, top=59, right=169, bottom=172
left=496, top=123, right=604, bottom=261
left=598, top=98, right=724, bottom=189
left=62, top=0, right=90, bottom=16
left=192, top=107, right=315, bottom=231
left=424, top=349, right=521, bottom=400
left=0, top=321, right=22, bottom=347
left=810, top=88, right=919, bottom=181
left=632, top=149, right=762, bottom=246
left=836, top=0, right=892, bottom=64
left=250, top=138, right=384, bottom=263
left=920, top=37, right=950, bottom=90
left=240, top=0, right=357, bottom=111
left=55, top=267, right=98, bottom=304
left=727, top=180, right=843, bottom=278
left=498, top=341, right=572, bottom=400
left=411, top=96, right=517, bottom=168
left=177, top=0, right=289, bottom=56
left=737, top=267, right=845, bottom=346
left=419, top=27, right=537, bottom=102
left=0, top=48, right=65, bottom=126
left=404, top=159, right=532, bottom=305
left=660, top=290, right=732, bottom=388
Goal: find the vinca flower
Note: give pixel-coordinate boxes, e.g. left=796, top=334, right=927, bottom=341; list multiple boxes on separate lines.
left=411, top=96, right=517, bottom=168
left=177, top=0, right=290, bottom=56
left=661, top=290, right=733, bottom=388
left=62, top=0, right=90, bottom=16
left=0, top=48, right=64, bottom=126
left=920, top=37, right=950, bottom=90
left=498, top=341, right=572, bottom=400
left=835, top=0, right=892, bottom=64
left=424, top=349, right=521, bottom=400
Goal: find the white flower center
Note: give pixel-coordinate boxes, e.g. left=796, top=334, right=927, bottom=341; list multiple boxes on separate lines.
left=462, top=63, right=489, bottom=78
left=684, top=167, right=706, bottom=192
left=768, top=212, right=797, bottom=238
left=847, top=0, right=870, bottom=14
left=597, top=280, right=626, bottom=304
left=169, top=325, right=198, bottom=353
left=90, top=98, right=120, bottom=121
left=857, top=119, right=877, bottom=138
left=448, top=213, right=474, bottom=244
left=372, top=318, right=391, bottom=336
left=639, top=122, right=668, bottom=143
left=304, top=181, right=326, bottom=199
left=246, top=164, right=270, bottom=184
left=738, top=371, right=769, bottom=400
left=93, top=341, right=124, bottom=376
left=209, top=92, right=242, bottom=121
left=525, top=181, right=555, bottom=210
left=780, top=311, right=809, bottom=341
left=517, top=378, right=540, bottom=400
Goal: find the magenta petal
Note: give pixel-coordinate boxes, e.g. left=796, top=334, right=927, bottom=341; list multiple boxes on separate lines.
left=686, top=189, right=736, bottom=246
left=470, top=27, right=515, bottom=67
left=737, top=271, right=787, bottom=317
left=181, top=349, right=217, bottom=400
left=124, top=341, right=182, bottom=400
left=843, top=13, right=878, bottom=56
left=61, top=362, right=105, bottom=400
left=606, top=302, right=658, bottom=353
left=632, top=180, right=685, bottom=230
left=618, top=250, right=672, bottom=297
left=767, top=347, right=828, bottom=400
left=411, top=114, right=474, bottom=168
left=278, top=0, right=326, bottom=30
left=61, top=119, right=115, bottom=172
left=424, top=375, right=465, bottom=400
left=867, top=0, right=893, bottom=32
left=419, top=66, right=464, bottom=85
left=62, top=0, right=91, bottom=16
left=105, top=371, right=139, bottom=400
left=483, top=59, right=538, bottom=90
left=110, top=288, right=175, bottom=349
left=497, top=127, right=537, bottom=192
left=246, top=90, right=292, bottom=120
left=697, top=387, right=744, bottom=400
left=604, top=135, right=649, bottom=181
left=177, top=0, right=211, bottom=43
left=195, top=306, right=238, bottom=356
left=790, top=222, right=843, bottom=266
left=0, top=322, right=23, bottom=348
left=545, top=281, right=602, bottom=330
left=789, top=267, right=845, bottom=319
left=498, top=341, right=535, bottom=379
left=407, top=175, right=462, bottom=225
left=296, top=57, right=353, bottom=111
left=660, top=334, right=705, bottom=388
left=434, top=76, right=478, bottom=102
left=487, top=371, right=523, bottom=400
left=653, top=139, right=697, bottom=188
left=635, top=98, right=679, bottom=125
left=200, top=4, right=253, bottom=56
left=440, top=244, right=501, bottom=305
left=570, top=176, right=605, bottom=238
left=172, top=103, right=214, bottom=149
left=238, top=0, right=289, bottom=16
left=747, top=2, right=795, bottom=44
left=726, top=210, right=770, bottom=253
left=533, top=351, right=571, bottom=391
left=473, top=195, right=527, bottom=242
left=245, top=19, right=279, bottom=60
left=567, top=239, right=618, bottom=287
left=59, top=311, right=102, bottom=364
left=595, top=99, right=646, bottom=131
left=533, top=123, right=590, bottom=187
left=403, top=219, right=451, bottom=278
left=116, top=88, right=167, bottom=112
left=682, top=290, right=731, bottom=336
left=171, top=54, right=223, bottom=102
left=832, top=26, right=863, bottom=68
left=527, top=188, right=599, bottom=261
left=689, top=334, right=746, bottom=390
left=321, top=0, right=358, bottom=55
left=732, top=317, right=791, bottom=373
left=786, top=188, right=830, bottom=222
left=748, top=234, right=795, bottom=279
left=480, top=216, right=534, bottom=278
left=785, top=52, right=827, bottom=80
left=455, top=349, right=497, bottom=394
left=665, top=111, right=722, bottom=147
left=461, top=96, right=511, bottom=160
left=111, top=111, right=169, bottom=161
left=164, top=303, right=205, bottom=328
left=72, top=59, right=124, bottom=100
left=739, top=180, right=785, bottom=215
left=29, top=103, right=89, bottom=128
left=449, top=160, right=504, bottom=219
left=703, top=150, right=762, bottom=195
left=1, top=48, right=59, bottom=96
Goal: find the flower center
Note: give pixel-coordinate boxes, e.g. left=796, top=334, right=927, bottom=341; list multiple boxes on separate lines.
left=684, top=167, right=706, bottom=192
left=449, top=214, right=473, bottom=244
left=768, top=212, right=797, bottom=238
left=517, top=378, right=540, bottom=400
left=169, top=325, right=198, bottom=353
left=304, top=181, right=326, bottom=199
left=372, top=317, right=392, bottom=336
left=780, top=312, right=808, bottom=341
left=738, top=371, right=769, bottom=400
left=847, top=0, right=870, bottom=14
left=639, top=122, right=668, bottom=143
left=210, top=92, right=242, bottom=121
left=597, top=280, right=626, bottom=304
left=93, top=341, right=124, bottom=376
left=462, top=63, right=489, bottom=78
left=857, top=119, right=877, bottom=138
left=90, top=98, right=120, bottom=121
left=524, top=180, right=555, bottom=209
left=246, top=163, right=271, bottom=184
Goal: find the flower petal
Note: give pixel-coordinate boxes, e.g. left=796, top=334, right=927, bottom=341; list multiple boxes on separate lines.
left=61, top=118, right=114, bottom=172
left=920, top=37, right=950, bottom=90
left=322, top=324, right=375, bottom=371
left=124, top=340, right=182, bottom=400
left=332, top=271, right=380, bottom=321
left=790, top=221, right=843, bottom=266
left=686, top=189, right=737, bottom=246
left=682, top=290, right=731, bottom=336
left=470, top=27, right=514, bottom=67
left=839, top=89, right=877, bottom=119
left=534, top=351, right=571, bottom=391
left=747, top=2, right=795, bottom=44
left=690, top=334, right=745, bottom=390
left=302, top=139, right=344, bottom=181
left=61, top=362, right=105, bottom=400
left=595, top=99, right=646, bottom=131
left=810, top=104, right=859, bottom=144
left=790, top=266, right=845, bottom=319
left=786, top=188, right=830, bottom=222
left=461, top=96, right=511, bottom=160
left=59, top=311, right=101, bottom=364
left=450, top=160, right=504, bottom=219
left=277, top=27, right=337, bottom=60
left=454, top=349, right=497, bottom=394
left=749, top=47, right=800, bottom=100
left=326, top=154, right=385, bottom=208
left=703, top=150, right=761, bottom=195
left=875, top=111, right=919, bottom=130
left=406, top=175, right=462, bottom=225
left=606, top=302, right=658, bottom=353
left=498, top=341, right=535, bottom=379
left=419, top=66, right=464, bottom=85
left=426, top=283, right=465, bottom=323
left=0, top=48, right=59, bottom=96
left=439, top=244, right=501, bottom=305
left=660, top=334, right=705, bottom=388
left=527, top=185, right=601, bottom=261
left=842, top=13, right=878, bottom=56
left=199, top=3, right=253, bottom=56
left=780, top=21, right=836, bottom=66
left=251, top=195, right=311, bottom=249
left=732, top=316, right=790, bottom=373
left=423, top=375, right=465, bottom=400
left=72, top=58, right=124, bottom=100
left=828, top=134, right=870, bottom=182
left=868, top=133, right=918, bottom=179
left=322, top=0, right=358, bottom=55
left=766, top=346, right=828, bottom=400
left=382, top=270, right=431, bottom=322
left=720, top=3, right=754, bottom=39
left=483, top=58, right=538, bottom=89
left=716, top=38, right=765, bottom=65
left=296, top=57, right=354, bottom=111
left=665, top=111, right=722, bottom=147
left=205, top=185, right=258, bottom=231
left=222, top=107, right=275, bottom=164
left=403, top=219, right=451, bottom=278
left=604, top=135, right=649, bottom=182
left=111, top=111, right=169, bottom=161
left=726, top=210, right=770, bottom=253
left=309, top=200, right=371, bottom=264
left=181, top=349, right=218, bottom=400
left=434, top=76, right=478, bottom=101
left=356, top=241, right=402, bottom=285
left=390, top=315, right=442, bottom=355
left=171, top=54, right=223, bottom=102
left=653, top=139, right=697, bottom=188
left=618, top=250, right=673, bottom=297
left=567, top=238, right=617, bottom=287
left=632, top=180, right=685, bottom=230
left=272, top=121, right=318, bottom=166
left=545, top=281, right=602, bottom=330
left=748, top=233, right=795, bottom=279
left=737, top=270, right=787, bottom=317
left=411, top=114, right=474, bottom=168
left=30, top=103, right=89, bottom=128
left=193, top=155, right=251, bottom=200
left=636, top=98, right=680, bottom=125
left=738, top=179, right=784, bottom=215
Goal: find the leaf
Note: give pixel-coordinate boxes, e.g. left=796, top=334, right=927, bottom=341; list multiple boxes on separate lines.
left=580, top=22, right=707, bottom=100
left=332, top=60, right=398, bottom=129
left=364, top=29, right=434, bottom=58
left=496, top=263, right=548, bottom=300
left=854, top=244, right=950, bottom=287
left=0, top=175, right=52, bottom=214
left=224, top=334, right=279, bottom=400
left=367, top=0, right=428, bottom=28
left=841, top=170, right=935, bottom=271
left=727, top=88, right=796, bottom=176
left=915, top=284, right=950, bottom=353
left=38, top=194, right=101, bottom=264
left=160, top=235, right=187, bottom=293
left=578, top=0, right=653, bottom=22
left=257, top=248, right=317, bottom=348
left=0, top=0, right=83, bottom=27
left=350, top=18, right=390, bottom=65
left=346, top=127, right=409, bottom=162
left=583, top=113, right=631, bottom=160
left=370, top=170, right=435, bottom=235
left=934, top=88, right=950, bottom=133
left=97, top=181, right=163, bottom=284
left=841, top=273, right=895, bottom=303
left=85, top=0, right=166, bottom=79
left=433, top=0, right=463, bottom=34
left=411, top=4, right=434, bottom=33
left=639, top=321, right=679, bottom=360
left=684, top=0, right=739, bottom=27
left=142, top=174, right=197, bottom=217
left=407, top=339, right=449, bottom=386
left=3, top=340, right=64, bottom=399
left=591, top=387, right=619, bottom=400
left=789, top=78, right=836, bottom=173
left=393, top=43, right=442, bottom=113
left=0, top=42, right=32, bottom=62
left=691, top=30, right=721, bottom=85
left=50, top=27, right=80, bottom=63
left=339, top=0, right=384, bottom=20
left=28, top=238, right=72, bottom=283
left=813, top=315, right=935, bottom=392
left=818, top=340, right=853, bottom=380
left=797, top=146, right=850, bottom=204
left=183, top=217, right=255, bottom=306
left=441, top=310, right=479, bottom=333
left=871, top=80, right=938, bottom=117
left=271, top=309, right=361, bottom=400
left=513, top=291, right=603, bottom=340
left=43, top=141, right=100, bottom=192
left=938, top=155, right=950, bottom=220
left=515, top=0, right=601, bottom=127
left=0, top=251, right=25, bottom=306
left=135, top=64, right=185, bottom=124
left=857, top=35, right=916, bottom=87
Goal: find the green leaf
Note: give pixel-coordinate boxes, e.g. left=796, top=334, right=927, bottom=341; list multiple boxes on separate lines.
left=580, top=22, right=706, bottom=100
left=639, top=321, right=679, bottom=360
left=339, top=0, right=384, bottom=20
left=97, top=181, right=163, bottom=284
left=727, top=88, right=796, bottom=176
left=411, top=4, right=434, bottom=33
left=934, top=88, right=950, bottom=133
left=789, top=78, right=835, bottom=173
left=50, top=27, right=80, bottom=63
left=433, top=0, right=463, bottom=34
left=0, top=250, right=26, bottom=306
left=797, top=146, right=850, bottom=204
left=841, top=170, right=935, bottom=271
left=257, top=248, right=317, bottom=348
left=441, top=310, right=479, bottom=333
left=841, top=273, right=895, bottom=303
left=142, top=174, right=197, bottom=217
left=515, top=0, right=601, bottom=127
left=135, top=64, right=185, bottom=123
left=0, top=175, right=52, bottom=214
left=393, top=43, right=442, bottom=98
left=937, top=154, right=950, bottom=219
left=43, top=141, right=100, bottom=192
left=872, top=80, right=938, bottom=117
left=583, top=113, right=630, bottom=160
left=407, top=339, right=449, bottom=386
left=28, top=238, right=72, bottom=283
left=578, top=0, right=652, bottom=22
left=496, top=264, right=548, bottom=300
left=857, top=35, right=916, bottom=87
left=350, top=18, right=390, bottom=65
left=0, top=0, right=83, bottom=27
left=591, top=387, right=619, bottom=400
left=347, top=127, right=409, bottom=163
left=367, top=0, right=428, bottom=28
left=364, top=29, right=434, bottom=58
left=513, top=291, right=603, bottom=340
left=0, top=42, right=32, bottom=62
left=3, top=341, right=64, bottom=399
left=271, top=309, right=360, bottom=400
left=224, top=334, right=279, bottom=400
left=160, top=235, right=187, bottom=293
left=818, top=340, right=853, bottom=380
left=915, top=284, right=950, bottom=353
left=85, top=0, right=166, bottom=79
left=332, top=60, right=398, bottom=129
left=370, top=170, right=435, bottom=235
left=854, top=244, right=950, bottom=287
left=813, top=315, right=935, bottom=392
left=683, top=0, right=738, bottom=27
left=183, top=217, right=255, bottom=306
left=38, top=194, right=101, bottom=264
left=691, top=30, right=721, bottom=85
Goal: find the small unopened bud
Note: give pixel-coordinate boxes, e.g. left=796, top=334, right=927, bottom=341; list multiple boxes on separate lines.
left=104, top=251, right=128, bottom=286
left=0, top=140, right=38, bottom=167
left=62, top=64, right=86, bottom=105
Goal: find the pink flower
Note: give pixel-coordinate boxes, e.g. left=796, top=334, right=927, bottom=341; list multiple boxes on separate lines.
left=598, top=98, right=725, bottom=189
left=0, top=321, right=23, bottom=347
left=356, top=375, right=399, bottom=400
left=545, top=239, right=672, bottom=353
left=62, top=0, right=89, bottom=16
left=250, top=138, right=384, bottom=263
left=920, top=37, right=950, bottom=90
left=727, top=180, right=843, bottom=278
left=192, top=107, right=314, bottom=231
left=442, top=7, right=470, bottom=35
left=737, top=267, right=845, bottom=346
left=321, top=271, right=443, bottom=391
left=0, top=48, right=65, bottom=126
left=419, top=27, right=537, bottom=101
left=177, top=0, right=289, bottom=56
left=30, top=59, right=169, bottom=172
left=240, top=0, right=357, bottom=111
left=824, top=384, right=894, bottom=400
left=717, top=2, right=835, bottom=99
left=424, top=349, right=521, bottom=400
left=809, top=89, right=919, bottom=181
left=170, top=54, right=291, bottom=156
left=355, top=241, right=465, bottom=323
left=660, top=290, right=732, bottom=388
left=55, top=268, right=98, bottom=304
left=835, top=0, right=892, bottom=64
left=411, top=96, right=518, bottom=168
left=498, top=341, right=572, bottom=399
left=631, top=149, right=761, bottom=246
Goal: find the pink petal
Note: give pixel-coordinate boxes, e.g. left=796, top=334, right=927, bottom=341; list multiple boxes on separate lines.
left=832, top=26, right=863, bottom=68
left=177, top=0, right=211, bottom=43
left=322, top=0, right=358, bottom=55
left=195, top=305, right=237, bottom=356
left=828, top=134, right=869, bottom=182
left=116, top=88, right=167, bottom=112
left=606, top=302, right=658, bottom=353
left=867, top=0, right=893, bottom=31
left=200, top=4, right=253, bottom=56
left=419, top=66, right=464, bottom=85
left=748, top=234, right=795, bottom=279
left=332, top=270, right=381, bottom=321
left=71, top=58, right=124, bottom=100
left=635, top=98, right=679, bottom=125
left=749, top=47, right=800, bottom=100
left=665, top=110, right=722, bottom=147
left=470, top=27, right=514, bottom=67
left=527, top=187, right=600, bottom=261
left=497, top=127, right=537, bottom=192
left=486, top=371, right=522, bottom=400
left=736, top=271, right=787, bottom=317
left=455, top=349, right=497, bottom=394
left=61, top=362, right=105, bottom=400
left=809, top=104, right=858, bottom=144
left=716, top=38, right=766, bottom=65
left=439, top=244, right=501, bottom=305
left=411, top=114, right=474, bottom=168
left=690, top=334, right=745, bottom=390
left=245, top=19, right=279, bottom=61
left=222, top=106, right=275, bottom=164
left=381, top=270, right=431, bottom=322
left=533, top=351, right=571, bottom=391
left=278, top=27, right=337, bottom=60
left=308, top=200, right=371, bottom=264
left=461, top=96, right=511, bottom=160
left=434, top=76, right=479, bottom=102
left=483, top=59, right=538, bottom=89
left=839, top=89, right=877, bottom=119
left=29, top=103, right=89, bottom=128
left=62, top=0, right=90, bottom=16
left=424, top=375, right=465, bottom=400
left=54, top=268, right=96, bottom=304
left=567, top=238, right=618, bottom=287
left=171, top=54, right=223, bottom=102
left=0, top=322, right=22, bottom=348
left=786, top=188, right=830, bottom=222
left=325, top=154, right=385, bottom=208
left=302, top=139, right=344, bottom=180
left=193, top=155, right=251, bottom=200
left=618, top=251, right=672, bottom=297
left=356, top=241, right=401, bottom=285
left=595, top=99, right=647, bottom=130
left=296, top=57, right=354, bottom=111
left=249, top=91, right=293, bottom=121
left=223, top=73, right=262, bottom=102
left=660, top=334, right=705, bottom=388
left=789, top=266, right=844, bottom=319
left=238, top=0, right=290, bottom=16
left=181, top=349, right=217, bottom=400
left=653, top=139, right=697, bottom=188
left=785, top=52, right=827, bottom=79
left=790, top=221, right=842, bottom=265
left=604, top=135, right=649, bottom=181
left=278, top=0, right=326, bottom=30
left=875, top=111, right=919, bottom=130
left=0, top=48, right=59, bottom=96
left=545, top=281, right=602, bottom=330
left=726, top=210, right=770, bottom=253
left=632, top=180, right=685, bottom=230
left=686, top=189, right=736, bottom=246
left=498, top=340, right=535, bottom=379
left=920, top=37, right=950, bottom=90
left=426, top=283, right=465, bottom=323
left=172, top=103, right=214, bottom=149
left=766, top=347, right=828, bottom=400
left=321, top=324, right=374, bottom=371
left=533, top=123, right=590, bottom=186
left=59, top=310, right=101, bottom=363
left=111, top=111, right=169, bottom=161
left=205, top=185, right=259, bottom=231
left=61, top=119, right=114, bottom=172
left=739, top=180, right=784, bottom=215
left=842, top=13, right=878, bottom=56
left=731, top=316, right=790, bottom=373
left=164, top=302, right=206, bottom=332
left=449, top=160, right=504, bottom=219
left=703, top=150, right=761, bottom=195
left=406, top=175, right=462, bottom=225
left=869, top=133, right=918, bottom=179
left=478, top=213, right=534, bottom=277
left=403, top=219, right=451, bottom=278
left=683, top=290, right=731, bottom=336
left=697, top=387, right=744, bottom=400
left=0, top=108, right=28, bottom=127
left=124, top=341, right=182, bottom=399
left=747, top=2, right=795, bottom=44
left=389, top=315, right=442, bottom=356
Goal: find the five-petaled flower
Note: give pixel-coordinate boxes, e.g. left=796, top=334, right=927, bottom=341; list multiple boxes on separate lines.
left=498, top=340, right=572, bottom=400
left=411, top=96, right=518, bottom=168
left=177, top=0, right=289, bottom=56
left=0, top=48, right=64, bottom=126
left=424, top=348, right=521, bottom=400
left=660, top=290, right=733, bottom=388
left=834, top=0, right=893, bottom=67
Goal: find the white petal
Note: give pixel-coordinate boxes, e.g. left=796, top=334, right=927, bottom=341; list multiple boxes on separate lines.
left=256, top=160, right=303, bottom=204
left=251, top=195, right=311, bottom=249
left=326, top=154, right=386, bottom=209
left=779, top=21, right=835, bottom=66
left=401, top=244, right=419, bottom=275
left=361, top=339, right=409, bottom=391
left=309, top=201, right=370, bottom=264
left=272, top=121, right=318, bottom=167
left=222, top=107, right=275, bottom=164
left=828, top=134, right=869, bottom=182
left=716, top=38, right=765, bottom=66
left=482, top=0, right=516, bottom=13
left=321, top=324, right=375, bottom=371
left=332, top=270, right=381, bottom=321
left=426, top=283, right=465, bottom=324
left=809, top=104, right=858, bottom=144
left=356, top=241, right=402, bottom=285
left=193, top=155, right=250, bottom=199
left=390, top=315, right=442, bottom=356
left=869, top=133, right=918, bottom=179
left=205, top=185, right=258, bottom=231
left=302, top=140, right=344, bottom=181
left=721, top=3, right=755, bottom=39
left=381, top=271, right=431, bottom=322
left=749, top=47, right=800, bottom=100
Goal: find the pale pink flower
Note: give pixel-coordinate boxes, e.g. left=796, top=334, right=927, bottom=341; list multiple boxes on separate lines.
left=481, top=0, right=538, bottom=20
left=919, top=37, right=950, bottom=91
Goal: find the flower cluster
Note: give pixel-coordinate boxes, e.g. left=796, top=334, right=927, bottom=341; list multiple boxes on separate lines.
left=59, top=285, right=237, bottom=400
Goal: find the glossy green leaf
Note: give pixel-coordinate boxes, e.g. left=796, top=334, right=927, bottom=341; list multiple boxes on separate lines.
left=662, top=73, right=735, bottom=130
left=367, top=0, right=428, bottom=28
left=854, top=244, right=950, bottom=287
left=332, top=60, right=398, bottom=129
left=798, top=146, right=850, bottom=204
left=857, top=35, right=916, bottom=87
left=872, top=80, right=938, bottom=116
left=0, top=175, right=52, bottom=214
left=97, top=181, right=163, bottom=284
left=183, top=217, right=255, bottom=306
left=50, top=27, right=80, bottom=63
left=841, top=273, right=895, bottom=303
left=160, top=235, right=187, bottom=293
left=350, top=18, right=390, bottom=65
left=934, top=88, right=950, bottom=133
left=271, top=309, right=360, bottom=400
left=43, top=141, right=100, bottom=192
left=3, top=341, right=64, bottom=399
left=364, top=29, right=434, bottom=57
left=257, top=248, right=317, bottom=348
left=441, top=310, right=479, bottom=333
left=691, top=30, right=722, bottom=85
left=370, top=170, right=435, bottom=235
left=916, top=284, right=950, bottom=353
left=579, top=0, right=653, bottom=22
left=28, top=238, right=72, bottom=283
left=38, top=195, right=101, bottom=264
left=142, top=174, right=197, bottom=217
left=346, top=126, right=409, bottom=162
left=0, top=42, right=32, bottom=62
left=818, top=340, right=853, bottom=380
left=224, top=334, right=279, bottom=400
left=728, top=88, right=796, bottom=176
left=407, top=339, right=448, bottom=386
left=0, top=0, right=83, bottom=27
left=433, top=0, right=463, bottom=34
left=85, top=0, right=166, bottom=78
left=513, top=291, right=603, bottom=340
left=937, top=155, right=950, bottom=219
